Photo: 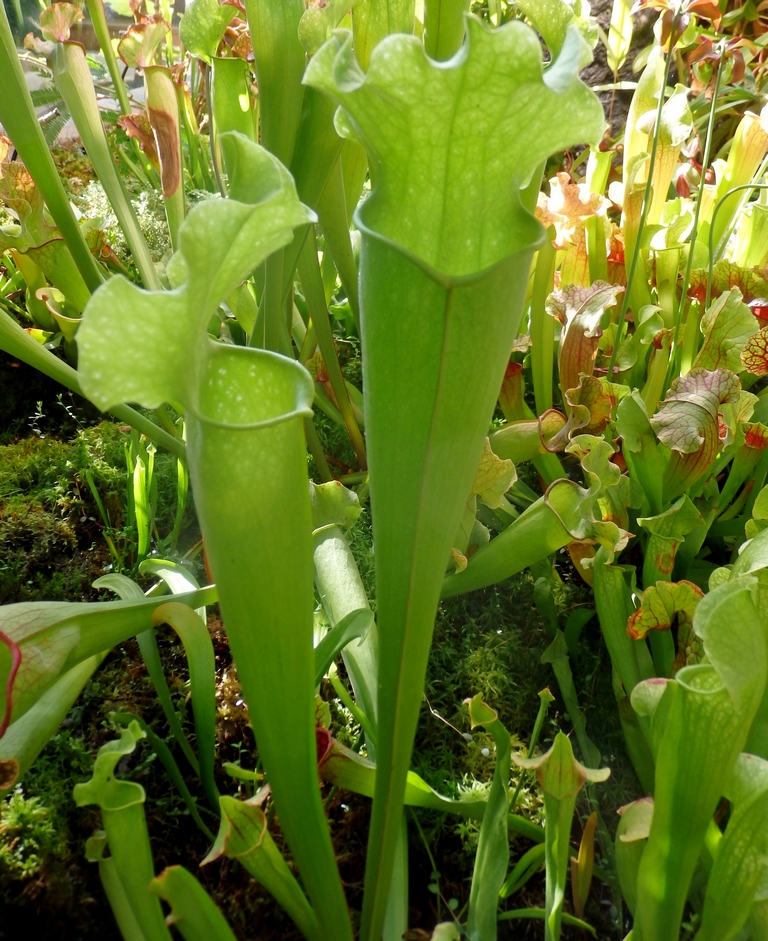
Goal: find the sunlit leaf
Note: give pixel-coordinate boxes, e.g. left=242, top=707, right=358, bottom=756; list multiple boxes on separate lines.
left=695, top=289, right=758, bottom=373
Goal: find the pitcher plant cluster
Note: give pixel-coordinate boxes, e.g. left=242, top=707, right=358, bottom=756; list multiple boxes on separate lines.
left=1, top=0, right=768, bottom=937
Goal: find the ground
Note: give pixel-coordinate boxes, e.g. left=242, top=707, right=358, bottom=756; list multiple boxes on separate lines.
left=0, top=361, right=640, bottom=938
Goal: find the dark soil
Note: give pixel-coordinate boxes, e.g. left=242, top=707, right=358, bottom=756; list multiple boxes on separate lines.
left=0, top=350, right=104, bottom=444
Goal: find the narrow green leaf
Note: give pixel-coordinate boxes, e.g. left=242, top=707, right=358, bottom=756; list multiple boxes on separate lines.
left=0, top=653, right=103, bottom=790
left=605, top=0, right=632, bottom=73
left=47, top=40, right=160, bottom=289
left=497, top=908, right=596, bottom=935
left=149, top=866, right=238, bottom=941
left=466, top=695, right=512, bottom=941
left=93, top=573, right=202, bottom=776
left=203, top=796, right=321, bottom=941
left=152, top=602, right=219, bottom=810
left=314, top=607, right=373, bottom=687
left=0, top=3, right=103, bottom=291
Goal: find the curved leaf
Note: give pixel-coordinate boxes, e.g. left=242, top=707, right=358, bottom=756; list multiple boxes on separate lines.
left=304, top=18, right=604, bottom=279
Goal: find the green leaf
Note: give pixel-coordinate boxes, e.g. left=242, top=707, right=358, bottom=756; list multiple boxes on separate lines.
left=299, top=0, right=360, bottom=54
left=541, top=631, right=601, bottom=768
left=698, top=753, right=768, bottom=941
left=606, top=0, right=632, bottom=73
left=305, top=19, right=604, bottom=279
left=471, top=439, right=516, bottom=510
left=693, top=580, right=768, bottom=716
left=627, top=578, right=703, bottom=675
left=0, top=5, right=103, bottom=292
left=80, top=133, right=351, bottom=940
left=551, top=374, right=628, bottom=448
left=74, top=722, right=172, bottom=941
left=39, top=2, right=82, bottom=42
left=149, top=867, right=239, bottom=941
left=77, top=135, right=313, bottom=414
left=637, top=495, right=704, bottom=587
left=94, top=574, right=202, bottom=779
left=513, top=733, right=608, bottom=940
left=305, top=23, right=602, bottom=941
left=652, top=369, right=742, bottom=502
left=85, top=831, right=147, bottom=941
left=690, top=259, right=768, bottom=308
left=617, top=391, right=664, bottom=515
left=694, top=289, right=758, bottom=373
left=489, top=412, right=567, bottom=465
left=516, top=0, right=596, bottom=63
left=633, top=581, right=768, bottom=941
left=0, top=588, right=215, bottom=737
left=313, top=607, right=374, bottom=686
left=117, top=19, right=170, bottom=69
left=465, top=695, right=512, bottom=941
left=309, top=480, right=362, bottom=532
left=496, top=908, right=596, bottom=934
left=243, top=0, right=305, bottom=168
left=203, top=796, right=320, bottom=941
left=179, top=0, right=235, bottom=63
left=74, top=720, right=147, bottom=811
left=614, top=798, right=653, bottom=916
left=652, top=368, right=741, bottom=454
left=152, top=603, right=219, bottom=811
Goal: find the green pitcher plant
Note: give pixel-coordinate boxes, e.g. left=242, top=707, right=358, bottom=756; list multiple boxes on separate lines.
left=7, top=0, right=768, bottom=936
left=303, top=21, right=604, bottom=938
left=75, top=134, right=354, bottom=939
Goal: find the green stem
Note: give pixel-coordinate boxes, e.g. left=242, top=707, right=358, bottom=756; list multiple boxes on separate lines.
left=423, top=0, right=469, bottom=60
left=84, top=0, right=132, bottom=116
left=298, top=232, right=367, bottom=468
left=530, top=230, right=557, bottom=415
left=51, top=42, right=161, bottom=290
left=608, top=28, right=677, bottom=377
left=0, top=5, right=103, bottom=292
left=665, top=52, right=725, bottom=391
left=329, top=669, right=377, bottom=746
left=510, top=689, right=553, bottom=813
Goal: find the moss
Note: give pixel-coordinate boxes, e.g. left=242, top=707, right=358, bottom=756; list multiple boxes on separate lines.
left=0, top=420, right=197, bottom=602
left=51, top=144, right=96, bottom=197
left=73, top=181, right=171, bottom=268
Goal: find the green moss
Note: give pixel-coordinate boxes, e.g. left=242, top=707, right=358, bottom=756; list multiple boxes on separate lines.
left=0, top=789, right=59, bottom=884
left=73, top=181, right=171, bottom=267
left=0, top=420, right=196, bottom=602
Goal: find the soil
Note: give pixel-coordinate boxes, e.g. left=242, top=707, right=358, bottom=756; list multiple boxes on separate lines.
left=0, top=350, right=104, bottom=444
